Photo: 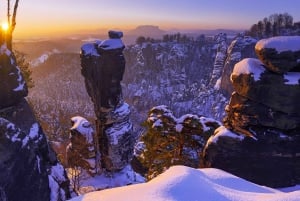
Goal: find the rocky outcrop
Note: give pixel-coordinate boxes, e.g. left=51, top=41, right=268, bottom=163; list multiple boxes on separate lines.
left=220, top=35, right=257, bottom=97
left=0, top=44, right=28, bottom=109
left=133, top=105, right=221, bottom=179
left=203, top=36, right=300, bottom=188
left=66, top=116, right=98, bottom=174
left=255, top=36, right=300, bottom=73
left=0, top=42, right=70, bottom=201
left=210, top=33, right=227, bottom=87
left=81, top=31, right=134, bottom=172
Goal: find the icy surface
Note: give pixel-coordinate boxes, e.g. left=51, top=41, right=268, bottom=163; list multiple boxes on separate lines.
left=231, top=58, right=266, bottom=81
left=207, top=126, right=245, bottom=145
left=255, top=36, right=300, bottom=53
left=284, top=72, right=300, bottom=85
left=69, top=165, right=300, bottom=201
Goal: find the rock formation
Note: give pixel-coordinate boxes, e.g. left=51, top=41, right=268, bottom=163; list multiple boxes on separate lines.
left=0, top=39, right=70, bottom=200
left=132, top=105, right=221, bottom=180
left=220, top=35, right=257, bottom=97
left=80, top=31, right=134, bottom=172
left=203, top=36, right=300, bottom=188
left=210, top=33, right=227, bottom=87
left=66, top=116, right=98, bottom=174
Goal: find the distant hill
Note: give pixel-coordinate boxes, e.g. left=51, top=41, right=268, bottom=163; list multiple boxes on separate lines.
left=126, top=25, right=166, bottom=37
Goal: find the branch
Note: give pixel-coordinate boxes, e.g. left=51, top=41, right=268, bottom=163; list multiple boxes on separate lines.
left=11, top=0, right=19, bottom=32
left=7, top=0, right=11, bottom=26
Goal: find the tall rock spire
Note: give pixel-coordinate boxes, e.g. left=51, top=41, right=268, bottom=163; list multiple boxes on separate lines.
left=81, top=31, right=134, bottom=171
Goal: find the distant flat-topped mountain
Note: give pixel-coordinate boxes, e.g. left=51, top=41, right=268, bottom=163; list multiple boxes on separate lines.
left=126, top=25, right=166, bottom=36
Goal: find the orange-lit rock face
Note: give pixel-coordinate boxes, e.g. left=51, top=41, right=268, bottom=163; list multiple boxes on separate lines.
left=203, top=36, right=300, bottom=188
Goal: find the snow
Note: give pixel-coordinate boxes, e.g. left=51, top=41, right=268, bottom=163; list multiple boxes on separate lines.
left=81, top=43, right=99, bottom=56
left=199, top=116, right=221, bottom=132
left=231, top=58, right=266, bottom=81
left=29, top=123, right=39, bottom=140
left=255, top=36, right=300, bottom=53
left=0, top=44, right=11, bottom=56
left=283, top=72, right=300, bottom=85
left=214, top=78, right=221, bottom=90
left=68, top=165, right=300, bottom=201
left=36, top=155, right=41, bottom=173
left=13, top=66, right=25, bottom=92
left=207, top=126, right=244, bottom=145
left=152, top=119, right=163, bottom=128
left=113, top=103, right=131, bottom=117
left=106, top=122, right=132, bottom=145
left=175, top=124, right=183, bottom=132
left=98, top=39, right=124, bottom=50
left=49, top=175, right=60, bottom=201
left=67, top=165, right=144, bottom=195
left=51, top=163, right=67, bottom=182
left=49, top=163, right=67, bottom=201
left=31, top=49, right=60, bottom=67
left=71, top=116, right=94, bottom=144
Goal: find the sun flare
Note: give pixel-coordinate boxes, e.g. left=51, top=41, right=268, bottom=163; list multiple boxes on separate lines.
left=2, top=22, right=9, bottom=31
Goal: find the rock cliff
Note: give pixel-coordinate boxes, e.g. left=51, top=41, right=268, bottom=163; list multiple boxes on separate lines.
left=203, top=36, right=300, bottom=188
left=0, top=41, right=70, bottom=201
left=220, top=35, right=257, bottom=97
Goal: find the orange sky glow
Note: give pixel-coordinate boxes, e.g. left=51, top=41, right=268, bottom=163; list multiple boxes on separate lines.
left=1, top=0, right=300, bottom=39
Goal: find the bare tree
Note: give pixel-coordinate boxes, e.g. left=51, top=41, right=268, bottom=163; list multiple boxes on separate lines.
left=6, top=0, right=19, bottom=50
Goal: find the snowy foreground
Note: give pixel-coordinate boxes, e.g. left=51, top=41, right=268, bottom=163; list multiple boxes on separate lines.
left=69, top=166, right=300, bottom=201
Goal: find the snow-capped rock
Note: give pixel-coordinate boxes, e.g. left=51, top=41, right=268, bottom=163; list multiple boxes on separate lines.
left=67, top=116, right=98, bottom=174
left=220, top=35, right=257, bottom=97
left=255, top=36, right=300, bottom=73
left=81, top=31, right=134, bottom=172
left=203, top=36, right=300, bottom=188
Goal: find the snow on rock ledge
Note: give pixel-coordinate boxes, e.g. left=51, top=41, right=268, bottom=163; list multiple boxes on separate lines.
left=206, top=126, right=245, bottom=146
left=230, top=58, right=300, bottom=116
left=255, top=36, right=300, bottom=53
left=255, top=36, right=300, bottom=73
left=231, top=58, right=265, bottom=82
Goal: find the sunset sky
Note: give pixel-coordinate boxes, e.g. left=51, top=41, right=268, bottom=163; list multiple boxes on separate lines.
left=1, top=0, right=300, bottom=38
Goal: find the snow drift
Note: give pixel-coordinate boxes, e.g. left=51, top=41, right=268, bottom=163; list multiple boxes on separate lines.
left=69, top=166, right=300, bottom=201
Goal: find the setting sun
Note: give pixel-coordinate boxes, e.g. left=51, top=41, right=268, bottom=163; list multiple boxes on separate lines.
left=1, top=22, right=9, bottom=31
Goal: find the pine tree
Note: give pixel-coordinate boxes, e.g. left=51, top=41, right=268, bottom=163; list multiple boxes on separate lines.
left=14, top=50, right=34, bottom=88
left=136, top=105, right=220, bottom=180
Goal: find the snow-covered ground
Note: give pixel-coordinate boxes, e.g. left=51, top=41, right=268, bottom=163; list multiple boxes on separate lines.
left=69, top=166, right=300, bottom=201
left=67, top=165, right=144, bottom=195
